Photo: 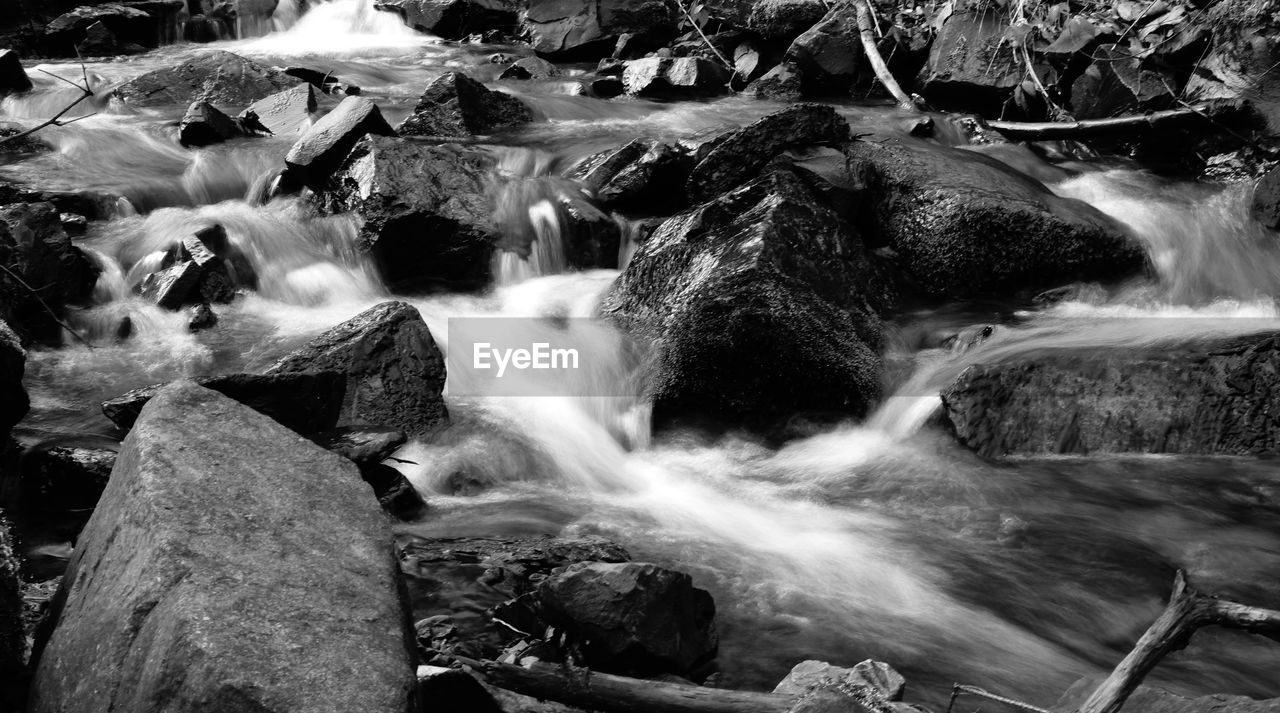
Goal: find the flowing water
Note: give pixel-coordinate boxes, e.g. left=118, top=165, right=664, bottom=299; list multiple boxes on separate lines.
left=4, top=0, right=1280, bottom=708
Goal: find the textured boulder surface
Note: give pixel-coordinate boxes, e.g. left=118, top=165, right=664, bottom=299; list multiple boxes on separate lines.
left=604, top=167, right=882, bottom=428
left=397, top=71, right=532, bottom=137
left=537, top=562, right=717, bottom=676
left=0, top=511, right=21, bottom=707
left=745, top=61, right=803, bottom=100
left=621, top=56, right=729, bottom=97
left=0, top=49, right=31, bottom=94
left=28, top=382, right=417, bottom=713
left=112, top=50, right=295, bottom=108
left=0, top=320, right=27, bottom=437
left=571, top=138, right=692, bottom=214
left=775, top=659, right=907, bottom=702
left=101, top=371, right=345, bottom=433
left=269, top=301, right=449, bottom=436
left=241, top=83, right=316, bottom=137
left=940, top=332, right=1280, bottom=457
left=0, top=202, right=99, bottom=344
left=315, top=135, right=497, bottom=291
left=374, top=0, right=518, bottom=39
left=747, top=0, right=827, bottom=40
left=282, top=95, right=397, bottom=191
left=522, top=0, right=678, bottom=58
left=848, top=135, right=1146, bottom=298
left=785, top=2, right=862, bottom=94
left=915, top=2, right=1032, bottom=113
left=1254, top=165, right=1280, bottom=230
left=499, top=56, right=560, bottom=80
left=178, top=100, right=243, bottom=147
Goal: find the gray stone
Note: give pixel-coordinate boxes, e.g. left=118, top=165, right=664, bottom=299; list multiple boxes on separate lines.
left=775, top=660, right=906, bottom=702
left=522, top=0, right=677, bottom=58
left=397, top=71, right=532, bottom=137
left=0, top=50, right=32, bottom=94
left=28, top=382, right=417, bottom=713
left=622, top=56, right=729, bottom=97
left=499, top=56, right=561, bottom=80
left=571, top=138, right=692, bottom=214
left=746, top=62, right=804, bottom=100
left=113, top=50, right=295, bottom=108
left=281, top=95, right=396, bottom=191
left=240, top=83, right=316, bottom=137
left=0, top=202, right=100, bottom=344
left=138, top=260, right=203, bottom=310
left=916, top=2, right=1042, bottom=114
left=747, top=0, right=827, bottom=40
left=178, top=100, right=242, bottom=147
left=785, top=2, right=861, bottom=94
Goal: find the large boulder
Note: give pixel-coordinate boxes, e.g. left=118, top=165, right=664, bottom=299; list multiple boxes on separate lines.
left=940, top=332, right=1280, bottom=457
left=281, top=95, right=396, bottom=192
left=0, top=49, right=31, bottom=94
left=397, top=72, right=532, bottom=138
left=847, top=135, right=1146, bottom=298
left=521, top=0, right=678, bottom=59
left=1254, top=165, right=1280, bottom=230
left=621, top=56, right=729, bottom=98
left=112, top=50, right=295, bottom=108
left=45, top=1, right=185, bottom=55
left=747, top=0, right=827, bottom=41
left=0, top=512, right=21, bottom=709
left=537, top=562, right=717, bottom=676
left=374, top=0, right=519, bottom=39
left=603, top=167, right=882, bottom=428
left=314, top=135, right=496, bottom=291
left=27, top=382, right=417, bottom=713
left=102, top=371, right=345, bottom=433
left=0, top=321, right=27, bottom=438
left=915, top=2, right=1041, bottom=114
left=0, top=202, right=99, bottom=344
left=571, top=138, right=692, bottom=215
left=268, top=301, right=449, bottom=436
left=785, top=1, right=862, bottom=94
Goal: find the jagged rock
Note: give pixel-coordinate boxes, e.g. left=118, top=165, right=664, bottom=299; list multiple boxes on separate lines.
left=268, top=301, right=449, bottom=436
left=1253, top=165, right=1280, bottom=230
left=0, top=202, right=99, bottom=344
left=102, top=371, right=346, bottom=433
left=621, top=56, right=729, bottom=97
left=847, top=134, right=1146, bottom=297
left=775, top=660, right=907, bottom=702
left=747, top=0, right=827, bottom=41
left=746, top=61, right=803, bottom=100
left=522, top=0, right=678, bottom=59
left=591, top=75, right=625, bottom=97
left=1069, top=46, right=1176, bottom=118
left=785, top=1, right=861, bottom=94
left=240, top=84, right=316, bottom=137
left=1056, top=677, right=1280, bottom=713
left=27, top=382, right=417, bottom=713
left=686, top=103, right=850, bottom=203
left=312, top=426, right=407, bottom=466
left=0, top=321, right=26, bottom=438
left=186, top=302, right=217, bottom=331
left=0, top=512, right=21, bottom=708
left=499, top=56, right=560, bottom=80
left=20, top=442, right=117, bottom=512
left=916, top=1, right=1042, bottom=114
left=281, top=95, right=396, bottom=191
left=941, top=331, right=1280, bottom=457
left=374, top=0, right=519, bottom=39
left=572, top=138, right=692, bottom=214
left=359, top=463, right=428, bottom=520
left=314, top=135, right=497, bottom=291
left=113, top=50, right=295, bottom=108
left=180, top=100, right=245, bottom=147
left=398, top=72, right=532, bottom=137
left=604, top=167, right=881, bottom=428
left=537, top=562, right=717, bottom=676
left=0, top=50, right=32, bottom=94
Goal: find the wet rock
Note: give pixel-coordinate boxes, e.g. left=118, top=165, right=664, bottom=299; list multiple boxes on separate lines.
left=916, top=2, right=1039, bottom=114
left=785, top=2, right=861, bottom=94
left=44, top=2, right=184, bottom=56
left=191, top=0, right=278, bottom=37
left=499, top=56, right=560, bottom=80
left=113, top=50, right=295, bottom=108
left=0, top=50, right=31, bottom=94
left=0, top=202, right=99, bottom=345
left=604, top=167, right=881, bottom=429
left=374, top=0, right=519, bottom=40
left=1056, top=677, right=1280, bottom=713
left=360, top=462, right=428, bottom=520
left=538, top=562, right=717, bottom=676
left=590, top=75, right=625, bottom=97
left=0, top=123, right=48, bottom=154
left=314, top=135, right=497, bottom=291
left=240, top=83, right=316, bottom=137
left=101, top=371, right=346, bottom=434
left=417, top=666, right=505, bottom=713
left=746, top=61, right=803, bottom=100
left=186, top=302, right=217, bottom=331
left=281, top=66, right=361, bottom=95
left=572, top=138, right=692, bottom=214
left=59, top=213, right=88, bottom=236
left=1253, top=166, right=1280, bottom=230
left=622, top=56, right=729, bottom=97
left=179, top=101, right=245, bottom=147
left=522, top=0, right=678, bottom=59
left=775, top=660, right=907, bottom=702
left=0, top=321, right=27, bottom=438
left=686, top=103, right=850, bottom=204
left=1069, top=46, right=1176, bottom=119
left=281, top=95, right=396, bottom=191
left=139, top=260, right=202, bottom=309
left=0, top=512, right=21, bottom=708
left=20, top=442, right=117, bottom=512
left=848, top=134, right=1146, bottom=297
left=268, top=301, right=449, bottom=436
left=400, top=535, right=631, bottom=597
left=27, top=382, right=417, bottom=713
left=747, top=0, right=827, bottom=41
left=398, top=71, right=532, bottom=137
left=312, top=426, right=408, bottom=466
left=941, top=331, right=1280, bottom=457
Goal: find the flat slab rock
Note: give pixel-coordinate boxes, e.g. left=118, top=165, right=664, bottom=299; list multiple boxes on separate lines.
left=28, top=382, right=417, bottom=713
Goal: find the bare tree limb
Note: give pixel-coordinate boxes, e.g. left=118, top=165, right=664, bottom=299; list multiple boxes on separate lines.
left=854, top=0, right=920, bottom=112
left=982, top=103, right=1218, bottom=140
left=0, top=62, right=95, bottom=147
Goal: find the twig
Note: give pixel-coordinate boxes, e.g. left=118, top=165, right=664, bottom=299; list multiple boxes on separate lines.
left=0, top=263, right=93, bottom=348
left=0, top=61, right=95, bottom=147
left=983, top=102, right=1216, bottom=139
left=677, top=0, right=736, bottom=85
left=946, top=684, right=1051, bottom=713
left=854, top=0, right=919, bottom=111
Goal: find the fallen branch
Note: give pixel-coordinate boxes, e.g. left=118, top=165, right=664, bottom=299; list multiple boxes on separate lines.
left=441, top=656, right=796, bottom=713
left=1077, top=570, right=1280, bottom=713
left=983, top=103, right=1218, bottom=140
left=677, top=0, right=737, bottom=84
left=0, top=62, right=95, bottom=147
left=854, top=0, right=919, bottom=112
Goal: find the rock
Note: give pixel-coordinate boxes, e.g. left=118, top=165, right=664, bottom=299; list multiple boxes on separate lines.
left=747, top=0, right=827, bottom=41
left=59, top=213, right=88, bottom=236
left=621, top=56, right=729, bottom=97
left=417, top=666, right=504, bottom=713
left=916, top=2, right=1041, bottom=114
left=499, top=56, right=561, bottom=80
left=848, top=134, right=1147, bottom=297
left=0, top=202, right=99, bottom=344
left=281, top=95, right=396, bottom=191
left=240, top=83, right=316, bottom=137
left=186, top=302, right=217, bottom=331
left=359, top=462, right=428, bottom=520
left=686, top=103, right=850, bottom=204
left=0, top=123, right=48, bottom=154
left=0, top=49, right=32, bottom=94
left=942, top=331, right=1280, bottom=457
left=281, top=66, right=360, bottom=95
left=0, top=321, right=27, bottom=438
left=746, top=61, right=803, bottom=100
left=775, top=660, right=907, bottom=702
left=268, top=301, right=449, bottom=436
left=312, top=426, right=408, bottom=466
left=102, top=371, right=345, bottom=434
left=20, top=442, right=117, bottom=512
left=537, top=562, right=717, bottom=676
left=1069, top=46, right=1176, bottom=119
left=1055, top=677, right=1280, bottom=713
left=27, top=382, right=417, bottom=713
left=494, top=178, right=622, bottom=268
left=571, top=138, right=692, bottom=214
left=1253, top=166, right=1280, bottom=230
left=398, top=71, right=532, bottom=137
left=374, top=0, right=519, bottom=40
left=0, top=512, right=21, bottom=707
left=138, top=260, right=203, bottom=309
left=522, top=0, right=678, bottom=59
left=785, top=1, right=861, bottom=94
left=603, top=167, right=881, bottom=428
left=44, top=2, right=185, bottom=55
left=191, top=0, right=278, bottom=37
left=314, top=135, right=497, bottom=291
left=113, top=50, right=295, bottom=108
left=78, top=20, right=128, bottom=56
left=399, top=535, right=631, bottom=597
left=590, top=75, right=625, bottom=97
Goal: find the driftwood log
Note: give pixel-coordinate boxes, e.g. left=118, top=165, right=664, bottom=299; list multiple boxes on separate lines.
left=854, top=0, right=920, bottom=112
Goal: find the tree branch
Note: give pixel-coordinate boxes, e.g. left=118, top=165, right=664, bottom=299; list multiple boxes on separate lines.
left=854, top=0, right=919, bottom=111
left=982, top=103, right=1217, bottom=140
left=0, top=62, right=95, bottom=147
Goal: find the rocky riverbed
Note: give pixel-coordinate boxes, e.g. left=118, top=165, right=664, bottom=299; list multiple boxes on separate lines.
left=0, top=0, right=1279, bottom=711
